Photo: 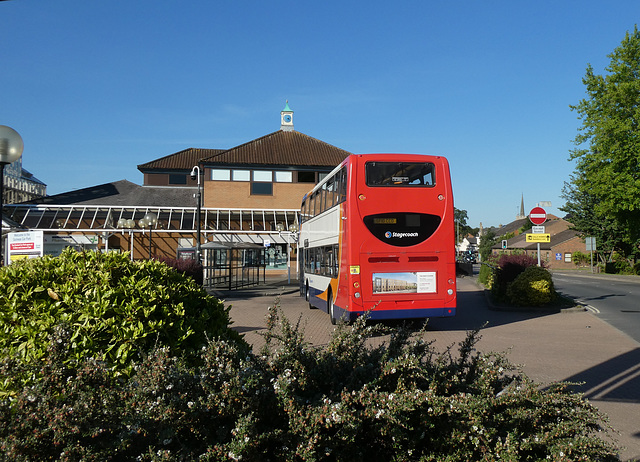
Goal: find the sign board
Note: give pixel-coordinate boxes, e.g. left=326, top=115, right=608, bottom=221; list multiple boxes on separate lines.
left=555, top=253, right=562, bottom=260
left=585, top=237, right=597, bottom=251
left=176, top=248, right=197, bottom=260
left=44, top=234, right=99, bottom=245
left=532, top=226, right=545, bottom=234
left=526, top=233, right=550, bottom=243
left=529, top=207, right=547, bottom=225
left=7, top=231, right=44, bottom=263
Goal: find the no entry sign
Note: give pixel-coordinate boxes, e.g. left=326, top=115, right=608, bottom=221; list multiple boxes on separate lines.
left=529, top=207, right=547, bottom=225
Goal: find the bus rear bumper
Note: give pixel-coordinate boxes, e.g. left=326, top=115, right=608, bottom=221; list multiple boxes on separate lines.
left=334, top=305, right=456, bottom=322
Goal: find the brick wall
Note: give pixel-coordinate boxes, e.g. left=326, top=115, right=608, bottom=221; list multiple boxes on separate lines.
left=203, top=181, right=311, bottom=209
left=550, top=236, right=585, bottom=270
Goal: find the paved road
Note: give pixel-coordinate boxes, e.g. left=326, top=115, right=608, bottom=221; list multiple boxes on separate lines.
left=553, top=271, right=640, bottom=343
left=220, top=275, right=640, bottom=461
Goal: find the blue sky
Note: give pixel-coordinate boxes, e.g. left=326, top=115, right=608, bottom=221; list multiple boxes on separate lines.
left=2, top=0, right=639, bottom=228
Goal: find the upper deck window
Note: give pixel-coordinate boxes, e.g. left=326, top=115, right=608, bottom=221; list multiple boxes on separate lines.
left=365, top=162, right=435, bottom=187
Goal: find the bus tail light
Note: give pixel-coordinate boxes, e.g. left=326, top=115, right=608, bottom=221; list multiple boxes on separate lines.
left=353, top=281, right=360, bottom=289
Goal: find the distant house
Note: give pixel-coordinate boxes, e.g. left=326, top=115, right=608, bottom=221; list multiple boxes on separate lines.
left=457, top=235, right=478, bottom=253
left=490, top=216, right=583, bottom=269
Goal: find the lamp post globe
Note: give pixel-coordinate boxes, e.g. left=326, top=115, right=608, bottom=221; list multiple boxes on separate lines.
left=0, top=125, right=24, bottom=266
left=143, top=212, right=158, bottom=227
left=0, top=125, right=24, bottom=165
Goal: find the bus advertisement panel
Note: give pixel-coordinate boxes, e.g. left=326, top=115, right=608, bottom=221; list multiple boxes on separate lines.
left=299, top=153, right=456, bottom=324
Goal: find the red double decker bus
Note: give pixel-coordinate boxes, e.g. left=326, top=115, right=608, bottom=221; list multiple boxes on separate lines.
left=299, top=153, right=456, bottom=324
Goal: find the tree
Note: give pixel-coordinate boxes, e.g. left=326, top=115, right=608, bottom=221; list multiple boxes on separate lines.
left=561, top=175, right=622, bottom=262
left=478, top=228, right=497, bottom=262
left=562, top=26, right=640, bottom=258
left=454, top=207, right=477, bottom=243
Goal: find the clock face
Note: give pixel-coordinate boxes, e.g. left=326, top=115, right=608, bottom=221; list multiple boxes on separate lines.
left=283, top=114, right=292, bottom=123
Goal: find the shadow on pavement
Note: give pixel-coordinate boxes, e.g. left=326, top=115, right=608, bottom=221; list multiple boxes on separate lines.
left=424, top=283, right=559, bottom=332
left=563, top=348, right=640, bottom=404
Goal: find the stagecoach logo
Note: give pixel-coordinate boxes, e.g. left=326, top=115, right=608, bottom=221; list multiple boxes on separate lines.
left=385, top=231, right=419, bottom=239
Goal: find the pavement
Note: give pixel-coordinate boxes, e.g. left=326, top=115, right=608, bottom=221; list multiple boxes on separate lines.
left=209, top=273, right=640, bottom=462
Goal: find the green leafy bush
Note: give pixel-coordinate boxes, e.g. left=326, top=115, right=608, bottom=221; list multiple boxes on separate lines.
left=478, top=256, right=498, bottom=287
left=605, top=253, right=636, bottom=275
left=506, top=265, right=557, bottom=306
left=572, top=250, right=589, bottom=267
left=0, top=249, right=245, bottom=394
left=0, top=302, right=620, bottom=461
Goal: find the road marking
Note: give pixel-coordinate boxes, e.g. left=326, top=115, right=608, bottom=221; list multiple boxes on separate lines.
left=585, top=305, right=600, bottom=314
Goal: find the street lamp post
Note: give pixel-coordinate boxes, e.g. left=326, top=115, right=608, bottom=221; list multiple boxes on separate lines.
left=117, top=218, right=136, bottom=260
left=0, top=126, right=24, bottom=266
left=190, top=166, right=202, bottom=265
left=139, top=212, right=158, bottom=259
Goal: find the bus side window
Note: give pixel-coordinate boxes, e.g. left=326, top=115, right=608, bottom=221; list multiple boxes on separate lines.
left=310, top=192, right=316, bottom=217
left=337, top=167, right=347, bottom=203
left=313, top=191, right=320, bottom=218
left=301, top=199, right=307, bottom=223
left=321, top=182, right=328, bottom=214
left=323, top=247, right=330, bottom=276
left=315, top=247, right=321, bottom=273
left=326, top=176, right=336, bottom=207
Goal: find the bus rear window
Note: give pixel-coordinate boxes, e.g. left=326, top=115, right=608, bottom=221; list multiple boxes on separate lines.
left=366, top=162, right=435, bottom=187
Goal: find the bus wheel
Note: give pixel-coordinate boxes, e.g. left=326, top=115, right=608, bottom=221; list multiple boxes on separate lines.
left=306, top=281, right=315, bottom=309
left=328, top=289, right=337, bottom=325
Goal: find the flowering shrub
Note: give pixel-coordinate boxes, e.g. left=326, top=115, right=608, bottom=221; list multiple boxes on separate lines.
left=0, top=249, right=244, bottom=395
left=491, top=253, right=542, bottom=301
left=155, top=256, right=203, bottom=285
left=0, top=300, right=620, bottom=461
left=506, top=266, right=557, bottom=306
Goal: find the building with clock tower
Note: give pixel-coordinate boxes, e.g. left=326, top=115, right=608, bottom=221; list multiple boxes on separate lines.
left=11, top=103, right=351, bottom=276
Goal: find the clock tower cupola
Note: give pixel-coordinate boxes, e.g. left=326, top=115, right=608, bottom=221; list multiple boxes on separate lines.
left=280, top=100, right=294, bottom=131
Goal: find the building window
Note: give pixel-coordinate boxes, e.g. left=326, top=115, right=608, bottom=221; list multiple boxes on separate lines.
left=251, top=183, right=273, bottom=195
left=297, top=171, right=315, bottom=183
left=253, top=170, right=273, bottom=182
left=565, top=253, right=572, bottom=263
left=211, top=169, right=231, bottom=181
left=275, top=171, right=293, bottom=182
left=169, top=174, right=187, bottom=185
left=232, top=170, right=251, bottom=181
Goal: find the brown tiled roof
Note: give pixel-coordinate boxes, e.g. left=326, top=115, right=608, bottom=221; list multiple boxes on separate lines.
left=491, top=220, right=579, bottom=250
left=137, top=148, right=225, bottom=171
left=202, top=130, right=351, bottom=167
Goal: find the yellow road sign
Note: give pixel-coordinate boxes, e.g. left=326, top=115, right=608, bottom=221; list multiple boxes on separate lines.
left=526, top=233, right=550, bottom=243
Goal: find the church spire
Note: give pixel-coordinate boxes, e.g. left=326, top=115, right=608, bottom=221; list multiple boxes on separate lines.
left=517, top=193, right=525, bottom=219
